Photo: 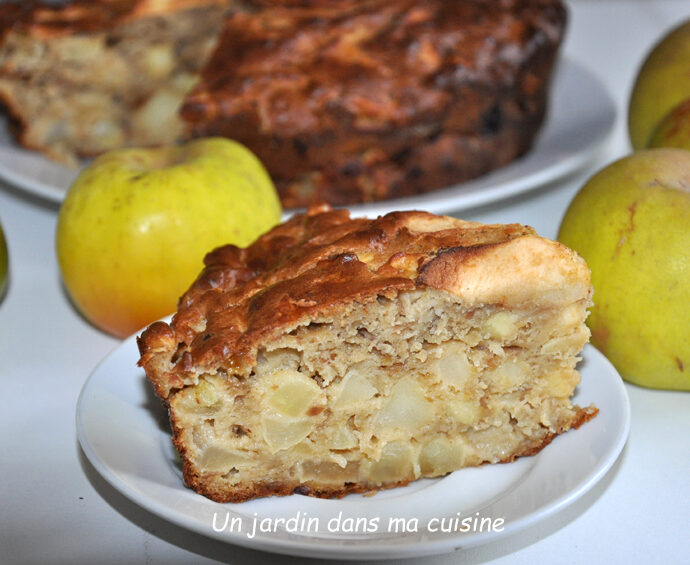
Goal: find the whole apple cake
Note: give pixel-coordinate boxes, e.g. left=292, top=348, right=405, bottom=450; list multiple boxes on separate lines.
left=138, top=205, right=597, bottom=503
left=0, top=0, right=566, bottom=207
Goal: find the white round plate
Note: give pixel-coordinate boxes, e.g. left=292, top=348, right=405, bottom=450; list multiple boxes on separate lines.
left=1, top=58, right=614, bottom=213
left=77, top=340, right=630, bottom=560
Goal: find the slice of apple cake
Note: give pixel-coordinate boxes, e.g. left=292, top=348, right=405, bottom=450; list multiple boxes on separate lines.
left=138, top=205, right=597, bottom=503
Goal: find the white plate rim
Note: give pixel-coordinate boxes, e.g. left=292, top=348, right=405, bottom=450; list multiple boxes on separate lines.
left=1, top=57, right=615, bottom=215
left=76, top=340, right=630, bottom=560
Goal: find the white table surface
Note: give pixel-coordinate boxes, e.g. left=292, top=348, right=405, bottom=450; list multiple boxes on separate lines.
left=1, top=1, right=689, bottom=564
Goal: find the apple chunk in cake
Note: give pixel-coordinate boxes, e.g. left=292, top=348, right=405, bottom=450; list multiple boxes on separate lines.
left=138, top=205, right=598, bottom=503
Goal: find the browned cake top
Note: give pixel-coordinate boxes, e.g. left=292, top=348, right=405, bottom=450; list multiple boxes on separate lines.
left=0, top=0, right=230, bottom=38
left=138, top=206, right=590, bottom=399
left=182, top=0, right=565, bottom=135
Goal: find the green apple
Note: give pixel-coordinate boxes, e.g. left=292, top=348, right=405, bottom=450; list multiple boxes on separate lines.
left=56, top=137, right=282, bottom=338
left=558, top=148, right=690, bottom=390
left=628, top=19, right=690, bottom=149
left=0, top=220, right=7, bottom=298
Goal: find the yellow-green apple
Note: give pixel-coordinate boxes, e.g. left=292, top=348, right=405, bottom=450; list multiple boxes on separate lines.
left=628, top=19, right=690, bottom=149
left=648, top=98, right=690, bottom=149
left=56, top=137, right=282, bottom=338
left=558, top=149, right=690, bottom=390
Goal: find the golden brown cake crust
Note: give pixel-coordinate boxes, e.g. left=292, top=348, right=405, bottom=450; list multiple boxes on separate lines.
left=138, top=205, right=590, bottom=400
left=182, top=0, right=567, bottom=207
